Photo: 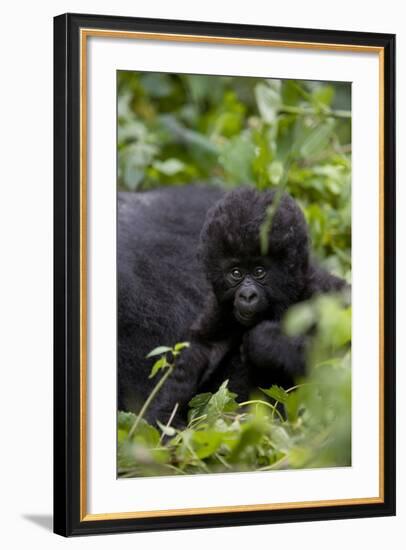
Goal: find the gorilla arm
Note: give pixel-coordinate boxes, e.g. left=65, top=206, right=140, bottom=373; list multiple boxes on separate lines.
left=145, top=342, right=210, bottom=426
left=243, top=264, right=348, bottom=386
left=243, top=320, right=306, bottom=384
left=146, top=294, right=237, bottom=426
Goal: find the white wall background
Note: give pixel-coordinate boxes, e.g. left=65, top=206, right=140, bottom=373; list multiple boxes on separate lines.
left=0, top=0, right=402, bottom=547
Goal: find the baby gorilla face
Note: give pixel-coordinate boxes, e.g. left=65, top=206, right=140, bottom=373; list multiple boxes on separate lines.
left=223, top=258, right=271, bottom=326
left=199, top=187, right=311, bottom=324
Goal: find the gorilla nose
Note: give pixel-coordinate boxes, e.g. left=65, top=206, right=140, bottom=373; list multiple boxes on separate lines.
left=239, top=287, right=259, bottom=305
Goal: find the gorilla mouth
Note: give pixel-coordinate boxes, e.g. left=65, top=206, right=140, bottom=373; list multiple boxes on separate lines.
left=234, top=309, right=257, bottom=326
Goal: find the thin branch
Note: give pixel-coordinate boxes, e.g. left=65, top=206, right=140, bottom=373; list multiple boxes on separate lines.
left=215, top=453, right=232, bottom=470
left=128, top=364, right=174, bottom=439
left=188, top=414, right=208, bottom=428
left=279, top=105, right=351, bottom=119
left=257, top=456, right=290, bottom=471
left=158, top=402, right=179, bottom=445
left=239, top=399, right=285, bottom=423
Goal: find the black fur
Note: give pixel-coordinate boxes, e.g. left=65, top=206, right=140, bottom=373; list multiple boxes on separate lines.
left=118, top=185, right=224, bottom=412
left=118, top=185, right=346, bottom=425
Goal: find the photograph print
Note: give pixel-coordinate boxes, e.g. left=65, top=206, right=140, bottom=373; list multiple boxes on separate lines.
left=117, top=71, right=352, bottom=478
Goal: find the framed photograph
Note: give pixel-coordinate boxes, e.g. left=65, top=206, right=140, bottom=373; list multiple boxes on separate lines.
left=53, top=13, right=396, bottom=536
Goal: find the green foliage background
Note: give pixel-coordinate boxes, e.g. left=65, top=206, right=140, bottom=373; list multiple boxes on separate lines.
left=118, top=72, right=351, bottom=279
left=117, top=72, right=352, bottom=477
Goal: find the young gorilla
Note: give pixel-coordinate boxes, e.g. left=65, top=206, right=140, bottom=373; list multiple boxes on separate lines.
left=146, top=187, right=346, bottom=425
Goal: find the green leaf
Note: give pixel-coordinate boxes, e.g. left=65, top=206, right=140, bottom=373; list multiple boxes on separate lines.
left=149, top=356, right=169, bottom=379
left=285, top=391, right=300, bottom=423
left=153, top=158, right=185, bottom=176
left=120, top=142, right=158, bottom=190
left=118, top=120, right=148, bottom=144
left=228, top=421, right=266, bottom=462
left=117, top=92, right=133, bottom=119
left=188, top=381, right=238, bottom=425
left=317, top=298, right=352, bottom=348
left=192, top=430, right=223, bottom=459
left=123, top=164, right=145, bottom=190
left=117, top=411, right=137, bottom=434
left=270, top=425, right=292, bottom=453
left=219, top=134, right=256, bottom=183
left=311, top=85, right=334, bottom=108
left=188, top=392, right=212, bottom=409
left=157, top=420, right=176, bottom=437
left=299, top=118, right=335, bottom=158
left=211, top=111, right=243, bottom=138
left=174, top=342, right=190, bottom=352
left=260, top=386, right=300, bottom=423
left=160, top=115, right=219, bottom=154
left=267, top=160, right=284, bottom=185
left=208, top=380, right=238, bottom=417
left=140, top=73, right=173, bottom=97
left=122, top=416, right=160, bottom=446
left=186, top=75, right=214, bottom=103
left=288, top=446, right=313, bottom=468
left=134, top=421, right=160, bottom=447
left=255, top=83, right=281, bottom=123
left=146, top=346, right=172, bottom=358
left=283, top=302, right=316, bottom=336
left=117, top=429, right=128, bottom=444
left=282, top=80, right=306, bottom=106
left=260, top=385, right=290, bottom=404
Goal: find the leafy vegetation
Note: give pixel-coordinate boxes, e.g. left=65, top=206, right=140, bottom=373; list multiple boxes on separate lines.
left=117, top=72, right=352, bottom=476
left=118, top=72, right=351, bottom=279
left=118, top=293, right=351, bottom=477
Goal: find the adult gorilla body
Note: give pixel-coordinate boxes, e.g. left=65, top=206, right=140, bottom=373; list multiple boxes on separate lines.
left=118, top=185, right=345, bottom=424
left=118, top=185, right=223, bottom=412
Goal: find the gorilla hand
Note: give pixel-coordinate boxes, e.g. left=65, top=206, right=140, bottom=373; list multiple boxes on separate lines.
left=243, top=320, right=306, bottom=383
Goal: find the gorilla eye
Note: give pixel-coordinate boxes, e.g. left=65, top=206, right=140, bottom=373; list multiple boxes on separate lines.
left=230, top=268, right=243, bottom=281
left=253, top=266, right=266, bottom=279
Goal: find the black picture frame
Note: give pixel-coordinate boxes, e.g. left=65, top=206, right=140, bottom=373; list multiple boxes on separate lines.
left=54, top=12, right=396, bottom=536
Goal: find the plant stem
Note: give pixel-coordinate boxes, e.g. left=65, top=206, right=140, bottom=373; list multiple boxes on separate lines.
left=215, top=453, right=232, bottom=470
left=257, top=456, right=290, bottom=471
left=286, top=382, right=321, bottom=393
left=158, top=402, right=179, bottom=444
left=239, top=399, right=285, bottom=422
left=280, top=105, right=351, bottom=119
left=188, top=414, right=208, bottom=428
left=128, top=364, right=174, bottom=439
left=260, top=157, right=292, bottom=255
